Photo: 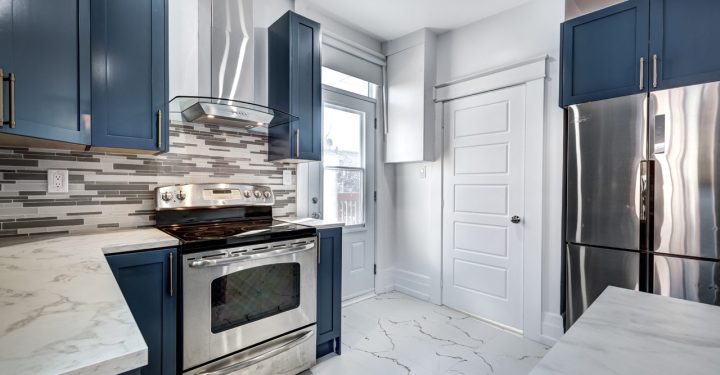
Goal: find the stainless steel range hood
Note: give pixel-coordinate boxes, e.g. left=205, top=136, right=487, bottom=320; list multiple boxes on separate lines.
left=168, top=0, right=296, bottom=129
left=169, top=96, right=296, bottom=128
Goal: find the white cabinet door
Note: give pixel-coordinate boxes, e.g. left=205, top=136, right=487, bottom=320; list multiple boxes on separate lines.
left=384, top=29, right=436, bottom=163
left=442, top=85, right=526, bottom=331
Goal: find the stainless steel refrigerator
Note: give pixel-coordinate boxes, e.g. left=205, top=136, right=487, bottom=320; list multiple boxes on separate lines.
left=565, top=81, right=720, bottom=329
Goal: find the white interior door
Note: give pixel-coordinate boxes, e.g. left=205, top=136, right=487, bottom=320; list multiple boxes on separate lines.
left=321, top=88, right=376, bottom=300
left=442, top=85, right=526, bottom=331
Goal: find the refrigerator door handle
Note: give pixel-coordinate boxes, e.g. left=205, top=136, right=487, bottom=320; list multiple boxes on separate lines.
left=640, top=160, right=649, bottom=223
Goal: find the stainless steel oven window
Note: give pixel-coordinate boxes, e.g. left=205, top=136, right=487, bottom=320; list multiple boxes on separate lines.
left=211, top=262, right=301, bottom=333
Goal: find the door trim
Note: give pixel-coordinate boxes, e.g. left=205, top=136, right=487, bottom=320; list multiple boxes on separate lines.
left=437, top=57, right=546, bottom=342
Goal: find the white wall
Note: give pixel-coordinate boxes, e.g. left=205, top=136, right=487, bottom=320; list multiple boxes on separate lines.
left=391, top=0, right=566, bottom=343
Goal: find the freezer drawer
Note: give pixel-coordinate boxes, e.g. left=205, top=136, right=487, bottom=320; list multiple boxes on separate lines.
left=566, top=244, right=640, bottom=330
left=566, top=94, right=646, bottom=250
left=653, top=255, right=720, bottom=306
left=650, top=82, right=720, bottom=260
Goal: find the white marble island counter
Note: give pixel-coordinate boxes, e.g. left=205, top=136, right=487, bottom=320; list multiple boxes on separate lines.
left=0, top=229, right=178, bottom=375
left=531, top=286, right=720, bottom=375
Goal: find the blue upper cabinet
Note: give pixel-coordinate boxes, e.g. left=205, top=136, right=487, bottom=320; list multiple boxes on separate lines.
left=106, top=248, right=176, bottom=375
left=268, top=11, right=322, bottom=162
left=0, top=0, right=91, bottom=144
left=561, top=0, right=649, bottom=106
left=91, top=0, right=168, bottom=153
left=649, top=0, right=720, bottom=91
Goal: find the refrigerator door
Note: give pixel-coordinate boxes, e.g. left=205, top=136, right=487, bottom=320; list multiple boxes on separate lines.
left=653, top=255, right=720, bottom=306
left=565, top=244, right=640, bottom=330
left=566, top=94, right=646, bottom=250
left=650, top=82, right=720, bottom=260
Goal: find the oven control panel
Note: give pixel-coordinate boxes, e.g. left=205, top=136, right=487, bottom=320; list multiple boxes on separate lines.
left=156, top=183, right=275, bottom=210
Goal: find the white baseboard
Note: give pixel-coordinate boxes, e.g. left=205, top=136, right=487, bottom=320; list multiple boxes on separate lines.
left=393, top=268, right=432, bottom=301
left=540, top=312, right=564, bottom=345
left=374, top=266, right=395, bottom=294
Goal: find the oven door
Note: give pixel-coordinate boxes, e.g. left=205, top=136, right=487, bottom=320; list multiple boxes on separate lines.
left=182, top=237, right=317, bottom=371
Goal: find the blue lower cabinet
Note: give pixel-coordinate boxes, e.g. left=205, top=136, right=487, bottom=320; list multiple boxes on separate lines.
left=316, top=228, right=342, bottom=358
left=106, top=248, right=177, bottom=375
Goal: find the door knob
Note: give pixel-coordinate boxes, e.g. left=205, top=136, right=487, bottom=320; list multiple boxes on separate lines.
left=511, top=215, right=521, bottom=224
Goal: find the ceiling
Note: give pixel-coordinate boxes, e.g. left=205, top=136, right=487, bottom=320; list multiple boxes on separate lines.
left=301, top=0, right=534, bottom=41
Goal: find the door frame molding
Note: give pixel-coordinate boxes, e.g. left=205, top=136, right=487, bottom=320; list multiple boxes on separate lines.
left=435, top=56, right=547, bottom=342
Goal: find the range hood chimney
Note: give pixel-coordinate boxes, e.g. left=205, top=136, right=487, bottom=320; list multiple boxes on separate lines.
left=169, top=0, right=296, bottom=129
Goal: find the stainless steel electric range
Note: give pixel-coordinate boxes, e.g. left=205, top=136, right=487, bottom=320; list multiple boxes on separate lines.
left=155, top=183, right=317, bottom=375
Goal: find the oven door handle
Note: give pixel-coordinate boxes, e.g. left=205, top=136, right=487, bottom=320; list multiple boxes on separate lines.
left=188, top=242, right=315, bottom=268
left=195, top=328, right=315, bottom=375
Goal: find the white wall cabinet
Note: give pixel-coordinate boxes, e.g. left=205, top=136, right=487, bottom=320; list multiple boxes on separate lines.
left=384, top=29, right=436, bottom=163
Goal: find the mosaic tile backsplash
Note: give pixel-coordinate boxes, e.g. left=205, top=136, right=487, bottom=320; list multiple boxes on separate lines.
left=0, top=123, right=296, bottom=240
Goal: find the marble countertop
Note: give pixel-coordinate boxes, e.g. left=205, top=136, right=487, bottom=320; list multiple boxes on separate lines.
left=277, top=216, right=345, bottom=229
left=0, top=228, right=179, bottom=375
left=531, top=286, right=720, bottom=375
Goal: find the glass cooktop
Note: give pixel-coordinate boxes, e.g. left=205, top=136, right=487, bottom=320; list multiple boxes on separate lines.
left=158, top=219, right=317, bottom=253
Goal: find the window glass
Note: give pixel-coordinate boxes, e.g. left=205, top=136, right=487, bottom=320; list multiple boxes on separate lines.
left=323, top=105, right=363, bottom=168
left=323, top=168, right=364, bottom=226
left=322, top=67, right=377, bottom=98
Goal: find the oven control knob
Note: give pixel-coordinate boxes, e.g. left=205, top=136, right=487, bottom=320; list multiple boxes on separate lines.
left=176, top=191, right=186, bottom=201
left=161, top=192, right=174, bottom=202
left=263, top=191, right=272, bottom=199
left=243, top=190, right=251, bottom=198
left=254, top=191, right=262, bottom=198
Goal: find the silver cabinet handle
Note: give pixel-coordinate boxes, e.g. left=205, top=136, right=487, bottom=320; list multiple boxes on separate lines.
left=0, top=69, right=3, bottom=127
left=639, top=57, right=645, bottom=91
left=188, top=242, right=315, bottom=268
left=197, top=329, right=314, bottom=375
left=168, top=251, right=174, bottom=297
left=652, top=54, right=658, bottom=88
left=9, top=73, right=15, bottom=128
left=1, top=71, right=15, bottom=128
left=157, top=109, right=163, bottom=149
left=511, top=215, right=521, bottom=224
left=295, top=128, right=300, bottom=158
left=317, top=232, right=321, bottom=264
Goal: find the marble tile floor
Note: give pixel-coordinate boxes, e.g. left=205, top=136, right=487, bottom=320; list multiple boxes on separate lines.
left=307, top=292, right=550, bottom=375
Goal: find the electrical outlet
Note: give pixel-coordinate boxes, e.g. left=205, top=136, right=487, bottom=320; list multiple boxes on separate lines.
left=47, top=170, right=69, bottom=193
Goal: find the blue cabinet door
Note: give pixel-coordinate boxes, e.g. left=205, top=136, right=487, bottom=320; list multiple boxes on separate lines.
left=649, top=0, right=720, bottom=91
left=316, top=228, right=342, bottom=358
left=106, top=248, right=176, bottom=375
left=91, top=0, right=168, bottom=152
left=268, top=11, right=322, bottom=162
left=0, top=0, right=90, bottom=144
left=561, top=0, right=649, bottom=106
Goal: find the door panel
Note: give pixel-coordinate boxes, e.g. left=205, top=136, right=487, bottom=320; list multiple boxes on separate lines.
left=650, top=0, right=720, bottom=91
left=566, top=94, right=646, bottom=250
left=565, top=244, right=640, bottom=330
left=442, top=85, right=525, bottom=330
left=650, top=83, right=720, bottom=259
left=0, top=0, right=90, bottom=144
left=561, top=0, right=649, bottom=106
left=653, top=255, right=719, bottom=306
